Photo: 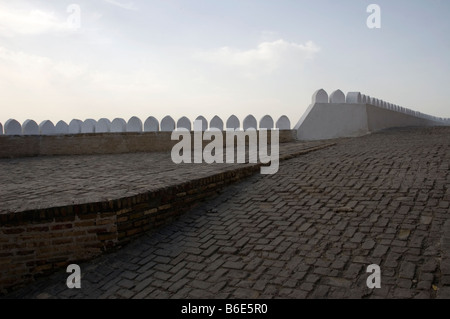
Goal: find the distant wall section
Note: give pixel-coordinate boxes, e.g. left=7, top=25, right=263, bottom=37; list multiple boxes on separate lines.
left=0, top=115, right=294, bottom=159
left=295, top=89, right=449, bottom=140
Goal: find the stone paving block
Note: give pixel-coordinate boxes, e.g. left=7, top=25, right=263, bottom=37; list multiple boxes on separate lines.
left=311, top=285, right=330, bottom=299
left=372, top=245, right=389, bottom=257
left=116, top=289, right=135, bottom=299
left=133, top=277, right=154, bottom=292
left=132, top=286, right=156, bottom=299
left=399, top=262, right=416, bottom=279
left=362, top=239, right=376, bottom=250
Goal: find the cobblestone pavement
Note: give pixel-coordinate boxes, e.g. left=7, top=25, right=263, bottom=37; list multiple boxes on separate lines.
left=0, top=140, right=331, bottom=213
left=3, top=127, right=450, bottom=299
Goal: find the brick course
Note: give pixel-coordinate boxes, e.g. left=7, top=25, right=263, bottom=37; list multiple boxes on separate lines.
left=0, top=130, right=295, bottom=158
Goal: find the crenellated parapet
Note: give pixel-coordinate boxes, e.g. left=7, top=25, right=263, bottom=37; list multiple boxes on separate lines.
left=0, top=115, right=291, bottom=136
left=295, top=89, right=449, bottom=140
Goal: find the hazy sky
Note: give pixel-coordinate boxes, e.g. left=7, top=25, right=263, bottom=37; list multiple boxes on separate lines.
left=1, top=0, right=449, bottom=127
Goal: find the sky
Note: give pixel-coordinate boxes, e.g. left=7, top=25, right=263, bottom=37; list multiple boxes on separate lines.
left=0, top=0, right=449, bottom=128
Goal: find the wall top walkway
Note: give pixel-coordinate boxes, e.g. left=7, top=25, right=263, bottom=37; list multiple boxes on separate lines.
left=0, top=140, right=333, bottom=215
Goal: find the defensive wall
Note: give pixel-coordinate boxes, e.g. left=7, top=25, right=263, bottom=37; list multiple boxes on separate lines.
left=1, top=89, right=449, bottom=293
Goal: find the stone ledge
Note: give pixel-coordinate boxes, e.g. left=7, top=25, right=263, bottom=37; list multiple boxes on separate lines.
left=0, top=130, right=296, bottom=159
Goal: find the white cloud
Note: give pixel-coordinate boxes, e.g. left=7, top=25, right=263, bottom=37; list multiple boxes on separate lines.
left=0, top=45, right=168, bottom=100
left=196, top=39, right=320, bottom=76
left=0, top=46, right=86, bottom=81
left=259, top=30, right=279, bottom=42
left=102, top=0, right=138, bottom=11
left=0, top=45, right=174, bottom=122
left=0, top=4, right=72, bottom=37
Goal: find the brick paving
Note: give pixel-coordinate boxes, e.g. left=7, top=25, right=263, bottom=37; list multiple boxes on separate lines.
left=2, top=127, right=450, bottom=299
left=0, top=140, right=331, bottom=213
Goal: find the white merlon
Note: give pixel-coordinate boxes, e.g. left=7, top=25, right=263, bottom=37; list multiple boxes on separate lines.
left=127, top=116, right=143, bottom=132
left=195, top=116, right=208, bottom=131
left=260, top=115, right=274, bottom=129
left=346, top=92, right=362, bottom=104
left=70, top=119, right=82, bottom=134
left=329, top=90, right=345, bottom=103
left=39, top=120, right=56, bottom=135
left=144, top=116, right=159, bottom=132
left=276, top=116, right=291, bottom=130
left=312, top=89, right=328, bottom=104
left=210, top=115, right=224, bottom=131
left=360, top=95, right=364, bottom=103
left=226, top=115, right=240, bottom=130
left=81, top=119, right=96, bottom=134
left=177, top=116, right=191, bottom=131
left=243, top=115, right=257, bottom=130
left=111, top=118, right=126, bottom=133
left=23, top=119, right=39, bottom=135
left=5, top=119, right=22, bottom=135
left=161, top=116, right=175, bottom=132
left=96, top=118, right=111, bottom=133
left=55, top=121, right=69, bottom=135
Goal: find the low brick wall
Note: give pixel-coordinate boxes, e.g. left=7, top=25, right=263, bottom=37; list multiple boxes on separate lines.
left=0, top=129, right=312, bottom=294
left=0, top=164, right=264, bottom=294
left=0, top=130, right=296, bottom=158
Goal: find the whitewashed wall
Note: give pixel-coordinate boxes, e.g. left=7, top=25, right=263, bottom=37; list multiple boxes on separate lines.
left=295, top=88, right=449, bottom=140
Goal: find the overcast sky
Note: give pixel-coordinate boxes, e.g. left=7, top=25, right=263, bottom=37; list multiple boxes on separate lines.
left=1, top=0, right=449, bottom=127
